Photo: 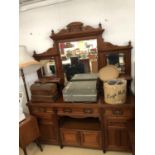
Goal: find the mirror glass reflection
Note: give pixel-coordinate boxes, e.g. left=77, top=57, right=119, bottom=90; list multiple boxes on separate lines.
left=59, top=39, right=98, bottom=82
left=40, top=59, right=56, bottom=77
left=106, top=53, right=125, bottom=73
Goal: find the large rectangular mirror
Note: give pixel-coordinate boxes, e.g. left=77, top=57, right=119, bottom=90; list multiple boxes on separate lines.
left=59, top=39, right=98, bottom=82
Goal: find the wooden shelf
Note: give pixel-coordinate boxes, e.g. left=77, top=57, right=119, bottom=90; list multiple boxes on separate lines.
left=60, top=117, right=100, bottom=131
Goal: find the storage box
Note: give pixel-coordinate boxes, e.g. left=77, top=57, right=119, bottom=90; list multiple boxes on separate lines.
left=30, top=83, right=58, bottom=102
left=71, top=73, right=98, bottom=81
left=104, top=79, right=127, bottom=104
left=63, top=81, right=97, bottom=102
left=99, top=65, right=127, bottom=104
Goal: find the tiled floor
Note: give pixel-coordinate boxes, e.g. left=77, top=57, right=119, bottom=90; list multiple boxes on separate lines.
left=19, top=143, right=132, bottom=155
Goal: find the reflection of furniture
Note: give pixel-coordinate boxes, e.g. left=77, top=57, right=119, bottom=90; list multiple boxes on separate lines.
left=65, top=57, right=85, bottom=81
left=19, top=115, right=43, bottom=155
left=79, top=58, right=90, bottom=73
left=28, top=22, right=134, bottom=154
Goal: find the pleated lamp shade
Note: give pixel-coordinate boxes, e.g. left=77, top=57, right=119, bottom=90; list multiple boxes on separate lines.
left=19, top=45, right=39, bottom=68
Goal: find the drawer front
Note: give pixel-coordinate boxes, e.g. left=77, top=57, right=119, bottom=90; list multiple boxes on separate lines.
left=38, top=117, right=58, bottom=144
left=57, top=107, right=99, bottom=117
left=29, top=106, right=54, bottom=115
left=105, top=108, right=132, bottom=118
left=107, top=118, right=127, bottom=128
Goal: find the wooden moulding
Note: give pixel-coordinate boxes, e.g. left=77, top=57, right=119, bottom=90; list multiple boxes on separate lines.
left=33, top=47, right=58, bottom=61
left=50, top=22, right=104, bottom=41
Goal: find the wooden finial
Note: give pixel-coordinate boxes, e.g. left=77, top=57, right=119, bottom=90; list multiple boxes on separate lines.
left=128, top=41, right=131, bottom=46
left=51, top=29, right=54, bottom=35
left=99, top=23, right=102, bottom=28
left=33, top=50, right=36, bottom=55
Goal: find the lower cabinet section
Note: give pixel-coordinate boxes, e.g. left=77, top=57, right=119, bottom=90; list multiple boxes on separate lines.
left=60, top=130, right=80, bottom=146
left=105, top=118, right=131, bottom=151
left=60, top=129, right=102, bottom=149
left=60, top=117, right=102, bottom=149
left=80, top=131, right=102, bottom=148
left=37, top=116, right=58, bottom=144
left=106, top=127, right=130, bottom=151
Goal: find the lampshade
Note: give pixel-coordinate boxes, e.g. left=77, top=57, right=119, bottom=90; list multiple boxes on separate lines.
left=19, top=45, right=39, bottom=68
left=19, top=45, right=42, bottom=74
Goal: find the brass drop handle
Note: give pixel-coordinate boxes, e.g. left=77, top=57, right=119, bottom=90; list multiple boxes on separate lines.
left=83, top=108, right=93, bottom=114
left=63, top=108, right=72, bottom=113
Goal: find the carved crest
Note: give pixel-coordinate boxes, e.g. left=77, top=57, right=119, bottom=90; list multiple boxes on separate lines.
left=33, top=47, right=57, bottom=60
left=100, top=41, right=132, bottom=52
left=50, top=22, right=104, bottom=40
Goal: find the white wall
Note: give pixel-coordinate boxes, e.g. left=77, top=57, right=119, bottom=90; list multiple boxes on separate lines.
left=19, top=0, right=135, bottom=111
left=19, top=0, right=134, bottom=52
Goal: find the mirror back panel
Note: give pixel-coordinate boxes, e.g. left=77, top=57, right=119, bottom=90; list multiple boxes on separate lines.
left=33, top=22, right=132, bottom=85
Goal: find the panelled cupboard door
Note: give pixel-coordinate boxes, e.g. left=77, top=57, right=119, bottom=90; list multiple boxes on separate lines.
left=106, top=126, right=130, bottom=151
left=61, top=129, right=81, bottom=146
left=80, top=131, right=102, bottom=149
left=38, top=116, right=58, bottom=144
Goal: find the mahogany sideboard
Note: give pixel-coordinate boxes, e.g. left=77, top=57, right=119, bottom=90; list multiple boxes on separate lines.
left=27, top=22, right=135, bottom=153
left=27, top=94, right=134, bottom=153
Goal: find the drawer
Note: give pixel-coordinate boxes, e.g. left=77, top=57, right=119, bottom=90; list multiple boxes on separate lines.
left=30, top=106, right=54, bottom=115
left=57, top=107, right=99, bottom=117
left=107, top=119, right=127, bottom=127
left=37, top=116, right=56, bottom=125
left=105, top=108, right=132, bottom=118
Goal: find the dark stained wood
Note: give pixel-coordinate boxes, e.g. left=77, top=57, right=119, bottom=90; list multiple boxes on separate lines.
left=27, top=22, right=135, bottom=153
left=127, top=120, right=135, bottom=155
left=60, top=129, right=81, bottom=146
left=80, top=131, right=102, bottom=149
left=27, top=94, right=134, bottom=151
left=28, top=107, right=59, bottom=145
left=37, top=116, right=58, bottom=144
left=60, top=117, right=102, bottom=149
left=50, top=22, right=104, bottom=41
left=106, top=127, right=130, bottom=151
left=19, top=115, right=43, bottom=155
left=60, top=117, right=100, bottom=130
left=33, top=47, right=58, bottom=60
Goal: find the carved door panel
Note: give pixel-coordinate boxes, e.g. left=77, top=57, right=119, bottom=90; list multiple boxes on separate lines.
left=106, top=125, right=130, bottom=151
left=60, top=129, right=81, bottom=146
left=38, top=116, right=58, bottom=144
left=80, top=131, right=102, bottom=149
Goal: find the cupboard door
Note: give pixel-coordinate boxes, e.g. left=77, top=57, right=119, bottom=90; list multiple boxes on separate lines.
left=106, top=126, right=130, bottom=151
left=61, top=129, right=80, bottom=146
left=80, top=131, right=102, bottom=149
left=38, top=116, right=58, bottom=144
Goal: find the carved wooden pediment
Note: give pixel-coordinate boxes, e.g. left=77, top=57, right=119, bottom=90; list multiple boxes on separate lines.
left=33, top=47, right=57, bottom=60
left=50, top=22, right=104, bottom=40
left=100, top=41, right=132, bottom=52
